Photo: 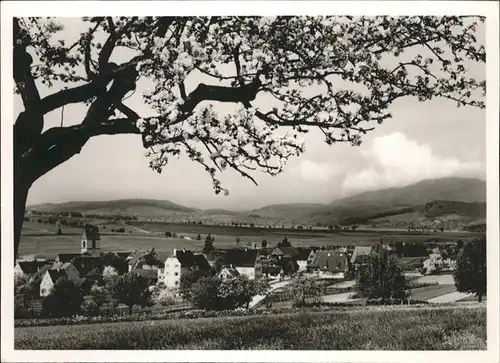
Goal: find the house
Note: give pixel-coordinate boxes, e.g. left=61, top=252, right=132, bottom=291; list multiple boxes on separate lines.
left=14, top=261, right=51, bottom=279
left=50, top=262, right=80, bottom=280
left=271, top=246, right=313, bottom=272
left=224, top=248, right=259, bottom=280
left=164, top=249, right=211, bottom=288
left=127, top=248, right=169, bottom=283
left=80, top=224, right=101, bottom=257
left=131, top=248, right=166, bottom=270
left=39, top=270, right=69, bottom=297
left=306, top=249, right=316, bottom=266
left=100, top=251, right=130, bottom=274
left=308, top=250, right=348, bottom=278
left=127, top=249, right=167, bottom=272
left=350, top=246, right=373, bottom=266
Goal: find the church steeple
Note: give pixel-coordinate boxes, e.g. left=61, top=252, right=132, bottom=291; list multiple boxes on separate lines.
left=81, top=224, right=101, bottom=257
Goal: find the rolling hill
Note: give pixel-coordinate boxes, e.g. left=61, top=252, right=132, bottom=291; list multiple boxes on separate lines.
left=306, top=178, right=486, bottom=226
left=27, top=177, right=486, bottom=229
left=27, top=199, right=198, bottom=215
left=328, top=177, right=486, bottom=208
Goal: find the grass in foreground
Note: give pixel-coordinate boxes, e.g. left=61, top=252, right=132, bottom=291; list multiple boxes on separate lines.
left=15, top=306, right=486, bottom=350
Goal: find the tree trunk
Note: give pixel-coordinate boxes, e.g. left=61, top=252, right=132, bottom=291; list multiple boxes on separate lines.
left=14, top=179, right=30, bottom=261
left=478, top=293, right=482, bottom=303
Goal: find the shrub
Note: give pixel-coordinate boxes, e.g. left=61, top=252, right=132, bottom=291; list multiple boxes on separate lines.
left=288, top=276, right=324, bottom=305
left=14, top=294, right=30, bottom=318
left=42, top=278, right=83, bottom=318
left=155, top=289, right=176, bottom=307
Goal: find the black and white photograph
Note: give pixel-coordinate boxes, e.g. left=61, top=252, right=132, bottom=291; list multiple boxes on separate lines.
left=1, top=1, right=499, bottom=362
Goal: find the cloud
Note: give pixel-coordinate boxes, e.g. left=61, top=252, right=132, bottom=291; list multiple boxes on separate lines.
left=342, top=132, right=483, bottom=192
left=292, top=160, right=342, bottom=184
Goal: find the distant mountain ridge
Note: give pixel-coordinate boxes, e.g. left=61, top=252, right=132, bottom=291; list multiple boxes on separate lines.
left=329, top=177, right=486, bottom=207
left=27, top=177, right=486, bottom=227
left=28, top=198, right=197, bottom=215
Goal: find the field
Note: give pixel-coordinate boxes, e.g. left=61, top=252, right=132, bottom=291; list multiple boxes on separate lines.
left=15, top=306, right=486, bottom=350
left=18, top=221, right=482, bottom=258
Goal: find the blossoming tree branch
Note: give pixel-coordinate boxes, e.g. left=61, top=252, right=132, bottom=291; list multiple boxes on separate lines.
left=13, top=16, right=485, bottom=258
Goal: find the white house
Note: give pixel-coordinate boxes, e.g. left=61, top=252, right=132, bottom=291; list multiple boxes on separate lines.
left=164, top=252, right=183, bottom=288
left=14, top=260, right=50, bottom=280
left=224, top=249, right=259, bottom=280
left=39, top=270, right=67, bottom=297
left=164, top=249, right=211, bottom=288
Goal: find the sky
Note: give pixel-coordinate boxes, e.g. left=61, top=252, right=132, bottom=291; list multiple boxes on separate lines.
left=18, top=17, right=486, bottom=210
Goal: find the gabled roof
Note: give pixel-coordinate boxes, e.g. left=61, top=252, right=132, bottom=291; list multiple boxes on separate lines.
left=224, top=249, right=259, bottom=268
left=273, top=247, right=312, bottom=261
left=127, top=249, right=166, bottom=269
left=82, top=224, right=101, bottom=240
left=52, top=261, right=76, bottom=271
left=310, top=251, right=348, bottom=273
left=173, top=250, right=211, bottom=270
left=217, top=266, right=240, bottom=279
left=55, top=253, right=82, bottom=263
left=350, top=246, right=373, bottom=264
left=16, top=261, right=50, bottom=275
left=46, top=269, right=67, bottom=282
left=72, top=256, right=104, bottom=277
left=257, top=248, right=275, bottom=256
left=296, top=247, right=313, bottom=261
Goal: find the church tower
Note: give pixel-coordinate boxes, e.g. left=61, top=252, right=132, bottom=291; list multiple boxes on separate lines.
left=81, top=224, right=101, bottom=257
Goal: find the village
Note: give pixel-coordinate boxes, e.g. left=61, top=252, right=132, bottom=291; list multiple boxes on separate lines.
left=14, top=221, right=471, bottom=320
left=15, top=224, right=358, bottom=299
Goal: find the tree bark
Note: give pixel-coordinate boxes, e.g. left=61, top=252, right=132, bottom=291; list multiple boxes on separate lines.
left=14, top=182, right=29, bottom=261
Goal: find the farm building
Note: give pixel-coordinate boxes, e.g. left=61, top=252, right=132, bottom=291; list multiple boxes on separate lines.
left=350, top=246, right=373, bottom=266
left=224, top=248, right=259, bottom=280
left=14, top=260, right=51, bottom=279
left=164, top=249, right=211, bottom=288
left=50, top=262, right=80, bottom=280
left=39, top=269, right=75, bottom=297
left=308, top=250, right=349, bottom=278
left=271, top=247, right=313, bottom=272
left=128, top=248, right=166, bottom=271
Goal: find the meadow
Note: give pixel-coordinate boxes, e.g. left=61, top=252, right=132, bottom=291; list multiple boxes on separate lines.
left=18, top=220, right=482, bottom=258
left=15, top=306, right=486, bottom=350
